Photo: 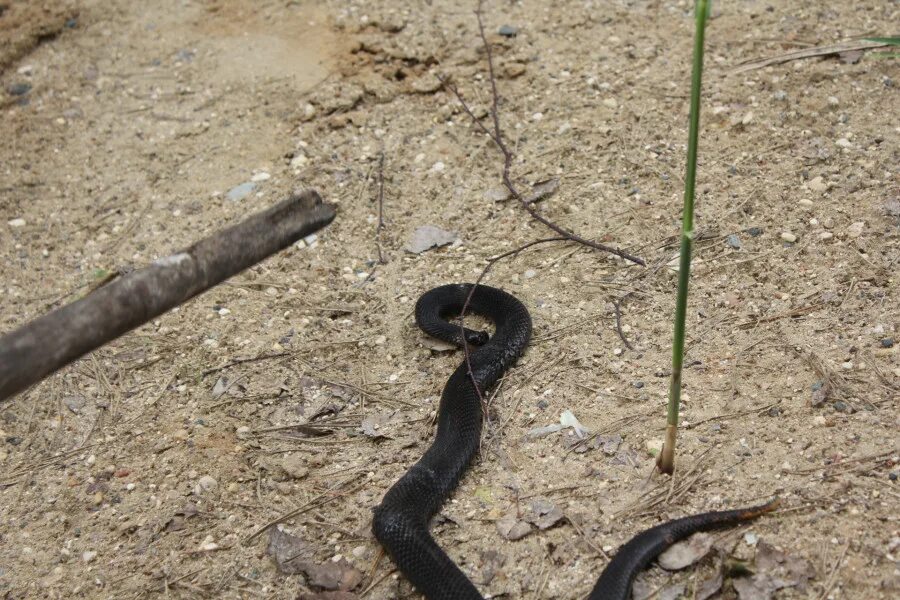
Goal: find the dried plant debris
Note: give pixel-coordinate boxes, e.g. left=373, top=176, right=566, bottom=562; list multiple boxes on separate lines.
left=657, top=532, right=715, bottom=570
left=404, top=225, right=459, bottom=254
left=524, top=497, right=564, bottom=530
left=267, top=527, right=362, bottom=591
left=496, top=510, right=532, bottom=541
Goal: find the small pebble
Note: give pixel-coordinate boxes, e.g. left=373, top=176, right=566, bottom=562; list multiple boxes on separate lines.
left=632, top=381, right=644, bottom=389
left=780, top=232, right=797, bottom=243
left=7, top=218, right=26, bottom=227
left=524, top=269, right=537, bottom=279
left=197, top=475, right=217, bottom=491
left=602, top=97, right=618, bottom=109
left=82, top=551, right=97, bottom=563
left=226, top=182, right=257, bottom=201
left=835, top=138, right=852, bottom=148
left=746, top=227, right=764, bottom=237
left=880, top=338, right=895, bottom=349
left=819, top=232, right=833, bottom=240
left=7, top=82, right=31, bottom=96
left=846, top=221, right=864, bottom=238
left=833, top=401, right=850, bottom=413
left=250, top=171, right=271, bottom=182
left=725, top=234, right=742, bottom=249
left=808, top=176, right=828, bottom=192
left=498, top=24, right=518, bottom=37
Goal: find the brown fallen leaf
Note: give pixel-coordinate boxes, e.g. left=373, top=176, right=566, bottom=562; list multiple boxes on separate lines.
left=304, top=559, right=363, bottom=591
left=267, top=527, right=310, bottom=575
left=696, top=570, right=723, bottom=600
left=525, top=497, right=564, bottom=530
left=733, top=573, right=789, bottom=600
left=658, top=532, right=714, bottom=570
left=478, top=550, right=505, bottom=585
left=497, top=510, right=532, bottom=541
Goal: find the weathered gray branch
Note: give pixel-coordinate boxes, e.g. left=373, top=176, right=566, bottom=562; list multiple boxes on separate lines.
left=0, top=190, right=336, bottom=402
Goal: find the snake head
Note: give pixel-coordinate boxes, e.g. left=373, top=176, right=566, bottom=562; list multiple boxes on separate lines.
left=464, top=330, right=490, bottom=346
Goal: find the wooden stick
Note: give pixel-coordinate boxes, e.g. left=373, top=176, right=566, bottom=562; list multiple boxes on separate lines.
left=0, top=190, right=336, bottom=402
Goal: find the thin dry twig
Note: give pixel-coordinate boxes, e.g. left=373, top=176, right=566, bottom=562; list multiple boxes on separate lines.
left=439, top=2, right=645, bottom=267
left=458, top=237, right=570, bottom=403
left=375, top=151, right=387, bottom=264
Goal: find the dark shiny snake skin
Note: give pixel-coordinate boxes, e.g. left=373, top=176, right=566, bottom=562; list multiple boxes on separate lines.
left=373, top=283, right=777, bottom=600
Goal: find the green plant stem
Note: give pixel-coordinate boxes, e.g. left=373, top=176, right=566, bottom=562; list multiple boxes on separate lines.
left=658, top=0, right=709, bottom=475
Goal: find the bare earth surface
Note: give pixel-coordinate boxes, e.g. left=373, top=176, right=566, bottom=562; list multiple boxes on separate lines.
left=1, top=1, right=898, bottom=599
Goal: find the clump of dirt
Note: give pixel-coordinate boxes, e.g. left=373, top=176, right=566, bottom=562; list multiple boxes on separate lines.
left=0, top=0, right=897, bottom=599
left=0, top=0, right=79, bottom=73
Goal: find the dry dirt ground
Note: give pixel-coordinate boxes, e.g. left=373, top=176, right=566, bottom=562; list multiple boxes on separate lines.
left=1, top=1, right=898, bottom=599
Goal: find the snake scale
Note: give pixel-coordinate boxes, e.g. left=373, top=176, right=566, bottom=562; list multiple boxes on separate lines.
left=373, top=283, right=776, bottom=599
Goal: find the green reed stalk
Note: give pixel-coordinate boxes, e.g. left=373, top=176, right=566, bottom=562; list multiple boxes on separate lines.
left=658, top=0, right=709, bottom=475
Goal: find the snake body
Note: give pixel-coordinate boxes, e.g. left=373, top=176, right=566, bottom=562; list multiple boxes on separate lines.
left=373, top=283, right=776, bottom=599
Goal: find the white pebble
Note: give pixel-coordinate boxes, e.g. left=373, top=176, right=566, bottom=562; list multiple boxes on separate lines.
left=7, top=218, right=25, bottom=227
left=524, top=269, right=537, bottom=279
left=780, top=232, right=797, bottom=243
left=250, top=172, right=271, bottom=182
left=82, top=551, right=97, bottom=563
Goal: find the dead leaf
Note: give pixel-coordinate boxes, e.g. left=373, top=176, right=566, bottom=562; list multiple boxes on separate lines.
left=659, top=583, right=686, bottom=600
left=526, top=498, right=564, bottom=530
left=697, top=570, right=723, bottom=600
left=810, top=384, right=830, bottom=407
left=266, top=527, right=310, bottom=574
left=838, top=49, right=864, bottom=64
left=594, top=434, right=622, bottom=455
left=478, top=550, right=505, bottom=585
left=497, top=511, right=532, bottom=540
left=304, top=559, right=363, bottom=591
left=299, top=592, right=358, bottom=600
left=756, top=541, right=815, bottom=589
left=733, top=573, right=789, bottom=600
left=404, top=225, right=459, bottom=254
left=658, top=532, right=714, bottom=570
left=361, top=412, right=393, bottom=439
left=885, top=198, right=900, bottom=218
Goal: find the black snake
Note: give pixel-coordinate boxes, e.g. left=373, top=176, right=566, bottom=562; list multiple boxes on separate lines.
left=373, top=283, right=776, bottom=599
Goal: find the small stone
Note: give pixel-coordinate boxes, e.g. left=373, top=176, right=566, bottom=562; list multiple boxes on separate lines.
left=602, top=97, right=618, bottom=109
left=429, top=161, right=445, bottom=173
left=846, top=221, right=864, bottom=238
left=374, top=335, right=386, bottom=345
left=281, top=455, right=309, bottom=480
left=7, top=82, right=31, bottom=96
left=780, top=232, right=797, bottom=243
left=880, top=338, right=895, bottom=349
left=808, top=176, right=828, bottom=192
left=250, top=172, right=271, bottom=182
left=725, top=234, right=742, bottom=249
left=531, top=112, right=543, bottom=121
left=833, top=401, right=850, bottom=413
left=744, top=532, right=759, bottom=546
left=746, top=227, right=764, bottom=237
left=226, top=182, right=257, bottom=201
left=197, top=475, right=218, bottom=492
left=7, top=218, right=26, bottom=227
left=841, top=361, right=853, bottom=370
left=524, top=269, right=537, bottom=279
left=82, top=551, right=97, bottom=563
left=835, top=138, right=852, bottom=148
left=645, top=439, right=663, bottom=456
left=290, top=154, right=309, bottom=168
left=498, top=24, right=518, bottom=37
left=813, top=415, right=827, bottom=426
left=632, top=381, right=644, bottom=389
left=236, top=425, right=251, bottom=439
left=798, top=198, right=814, bottom=207
left=819, top=232, right=833, bottom=240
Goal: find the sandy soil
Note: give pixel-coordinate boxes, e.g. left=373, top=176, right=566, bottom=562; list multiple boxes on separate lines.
left=1, top=1, right=898, bottom=598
